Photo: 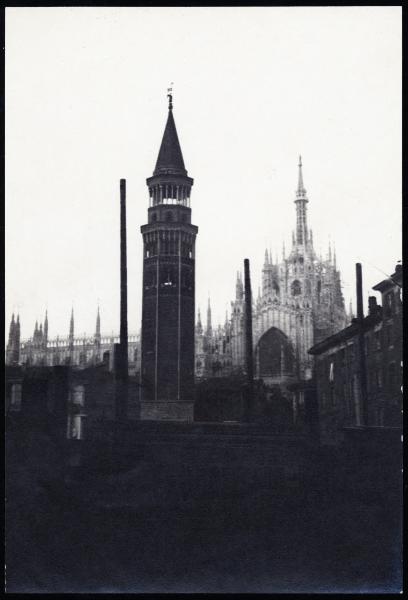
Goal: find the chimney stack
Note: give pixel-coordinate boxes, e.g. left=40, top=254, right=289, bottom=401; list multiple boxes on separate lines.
left=368, top=296, right=378, bottom=316
left=244, top=258, right=254, bottom=422
left=115, top=179, right=128, bottom=421
left=356, top=262, right=364, bottom=321
left=355, top=263, right=368, bottom=426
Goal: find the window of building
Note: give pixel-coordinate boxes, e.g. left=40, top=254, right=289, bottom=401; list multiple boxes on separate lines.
left=67, top=414, right=84, bottom=440
left=71, top=385, right=85, bottom=407
left=339, top=348, right=345, bottom=367
left=375, top=369, right=383, bottom=389
left=374, top=331, right=381, bottom=350
left=329, top=361, right=334, bottom=382
left=151, top=213, right=157, bottom=223
left=10, top=384, right=22, bottom=411
left=165, top=211, right=173, bottom=222
left=384, top=292, right=395, bottom=318
left=291, top=280, right=302, bottom=296
left=348, top=344, right=355, bottom=361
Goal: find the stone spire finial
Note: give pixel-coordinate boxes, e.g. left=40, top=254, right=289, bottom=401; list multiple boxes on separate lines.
left=236, top=271, right=244, bottom=300
left=8, top=314, right=15, bottom=345
left=44, top=310, right=48, bottom=342
left=206, top=297, right=212, bottom=336
left=69, top=307, right=74, bottom=341
left=294, top=155, right=309, bottom=246
left=297, top=155, right=306, bottom=196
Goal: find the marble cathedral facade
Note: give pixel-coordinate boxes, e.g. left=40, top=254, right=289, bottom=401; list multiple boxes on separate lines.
left=195, top=158, right=349, bottom=387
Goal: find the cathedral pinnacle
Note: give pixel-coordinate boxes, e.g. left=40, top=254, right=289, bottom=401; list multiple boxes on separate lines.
left=206, top=298, right=212, bottom=336
left=69, top=308, right=74, bottom=341
left=294, top=156, right=309, bottom=246
left=95, top=305, right=101, bottom=341
left=297, top=155, right=306, bottom=196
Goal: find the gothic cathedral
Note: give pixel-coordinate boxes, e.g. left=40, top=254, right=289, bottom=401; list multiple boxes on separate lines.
left=196, top=157, right=348, bottom=391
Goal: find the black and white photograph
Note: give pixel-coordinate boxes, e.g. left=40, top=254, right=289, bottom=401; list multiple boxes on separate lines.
left=5, top=6, right=402, bottom=594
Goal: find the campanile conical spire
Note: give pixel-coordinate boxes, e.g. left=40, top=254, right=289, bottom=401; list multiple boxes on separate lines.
left=146, top=91, right=194, bottom=208
left=153, top=93, right=187, bottom=177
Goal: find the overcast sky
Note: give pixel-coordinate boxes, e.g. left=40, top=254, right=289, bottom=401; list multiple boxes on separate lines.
left=6, top=6, right=401, bottom=341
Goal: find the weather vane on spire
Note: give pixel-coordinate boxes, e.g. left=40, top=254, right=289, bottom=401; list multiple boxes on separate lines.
left=167, top=82, right=174, bottom=110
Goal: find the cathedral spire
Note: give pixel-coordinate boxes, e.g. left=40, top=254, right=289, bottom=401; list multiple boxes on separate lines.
left=196, top=307, right=203, bottom=334
left=44, top=310, right=48, bottom=344
left=95, top=305, right=101, bottom=345
left=297, top=155, right=306, bottom=196
left=206, top=297, right=212, bottom=336
left=6, top=313, right=20, bottom=366
left=69, top=308, right=74, bottom=343
left=294, top=155, right=309, bottom=246
left=264, top=249, right=269, bottom=266
left=8, top=314, right=15, bottom=347
left=236, top=271, right=244, bottom=300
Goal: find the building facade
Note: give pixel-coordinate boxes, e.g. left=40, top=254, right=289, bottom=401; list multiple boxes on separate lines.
left=195, top=158, right=348, bottom=399
left=309, top=264, right=402, bottom=445
left=7, top=308, right=141, bottom=376
left=140, top=93, right=198, bottom=421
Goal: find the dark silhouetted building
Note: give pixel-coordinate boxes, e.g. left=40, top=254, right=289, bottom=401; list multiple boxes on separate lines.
left=309, top=263, right=402, bottom=445
left=140, top=94, right=198, bottom=421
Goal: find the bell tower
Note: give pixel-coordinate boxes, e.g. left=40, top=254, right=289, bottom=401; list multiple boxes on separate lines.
left=140, top=92, right=198, bottom=421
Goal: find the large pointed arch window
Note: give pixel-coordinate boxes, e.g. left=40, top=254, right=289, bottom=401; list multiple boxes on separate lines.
left=291, top=280, right=302, bottom=296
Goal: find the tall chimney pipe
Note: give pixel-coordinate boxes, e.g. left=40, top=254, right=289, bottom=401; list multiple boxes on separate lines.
left=356, top=262, right=364, bottom=321
left=116, top=179, right=128, bottom=421
left=355, top=262, right=368, bottom=426
left=244, top=258, right=254, bottom=421
left=120, top=179, right=128, bottom=354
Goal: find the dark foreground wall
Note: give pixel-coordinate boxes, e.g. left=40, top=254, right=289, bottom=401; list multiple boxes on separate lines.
left=6, top=417, right=402, bottom=594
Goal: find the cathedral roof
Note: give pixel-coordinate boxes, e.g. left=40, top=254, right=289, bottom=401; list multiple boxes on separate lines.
left=153, top=108, right=187, bottom=177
